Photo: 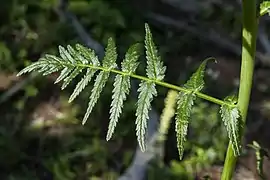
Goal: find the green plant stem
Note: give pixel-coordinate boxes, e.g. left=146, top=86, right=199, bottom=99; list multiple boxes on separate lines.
left=60, top=62, right=233, bottom=107
left=221, top=0, right=257, bottom=179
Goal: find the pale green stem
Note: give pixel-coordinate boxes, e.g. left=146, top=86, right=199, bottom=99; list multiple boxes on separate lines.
left=58, top=62, right=234, bottom=107
left=221, top=0, right=257, bottom=179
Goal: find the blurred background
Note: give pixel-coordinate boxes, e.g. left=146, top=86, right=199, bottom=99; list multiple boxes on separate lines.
left=0, top=0, right=270, bottom=179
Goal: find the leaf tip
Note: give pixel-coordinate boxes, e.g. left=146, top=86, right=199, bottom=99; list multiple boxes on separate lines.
left=82, top=115, right=89, bottom=125
left=179, top=153, right=184, bottom=160
left=106, top=134, right=112, bottom=141
left=107, top=37, right=115, bottom=46
left=137, top=135, right=146, bottom=152
left=145, top=23, right=150, bottom=29
left=16, top=72, right=23, bottom=77
left=68, top=98, right=73, bottom=103
left=144, top=23, right=151, bottom=37
left=204, top=57, right=217, bottom=64
left=58, top=45, right=65, bottom=51
left=139, top=143, right=146, bottom=152
left=61, top=85, right=66, bottom=90
left=82, top=119, right=87, bottom=125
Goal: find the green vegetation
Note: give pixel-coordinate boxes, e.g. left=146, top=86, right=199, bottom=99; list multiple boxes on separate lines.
left=2, top=0, right=270, bottom=179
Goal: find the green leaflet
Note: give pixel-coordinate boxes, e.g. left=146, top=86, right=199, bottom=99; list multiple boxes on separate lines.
left=61, top=67, right=83, bottom=90
left=175, top=58, right=213, bottom=159
left=175, top=92, right=196, bottom=160
left=75, top=44, right=100, bottom=66
left=184, top=57, right=215, bottom=90
left=82, top=38, right=117, bottom=125
left=67, top=45, right=87, bottom=64
left=68, top=68, right=96, bottom=102
left=260, top=1, right=270, bottom=16
left=17, top=55, right=63, bottom=77
left=133, top=23, right=166, bottom=151
left=103, top=37, right=117, bottom=69
left=17, top=59, right=48, bottom=76
left=41, top=66, right=59, bottom=76
left=136, top=82, right=157, bottom=151
left=107, top=75, right=130, bottom=140
left=220, top=95, right=241, bottom=156
left=107, top=43, right=140, bottom=141
left=59, top=45, right=75, bottom=64
left=55, top=67, right=74, bottom=84
left=44, top=54, right=63, bottom=66
left=82, top=71, right=110, bottom=125
left=144, top=23, right=166, bottom=81
left=121, top=43, right=140, bottom=73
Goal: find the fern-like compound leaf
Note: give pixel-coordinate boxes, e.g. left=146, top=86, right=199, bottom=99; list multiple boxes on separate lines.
left=18, top=37, right=117, bottom=126
left=220, top=95, right=241, bottom=156
left=260, top=1, right=270, bottom=16
left=175, top=92, right=196, bottom=160
left=17, top=23, right=220, bottom=158
left=136, top=82, right=157, bottom=151
left=185, top=57, right=215, bottom=90
left=82, top=38, right=117, bottom=125
left=145, top=23, right=166, bottom=81
left=107, top=44, right=141, bottom=141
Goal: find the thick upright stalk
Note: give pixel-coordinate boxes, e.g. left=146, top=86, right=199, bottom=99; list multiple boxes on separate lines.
left=221, top=1, right=257, bottom=179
